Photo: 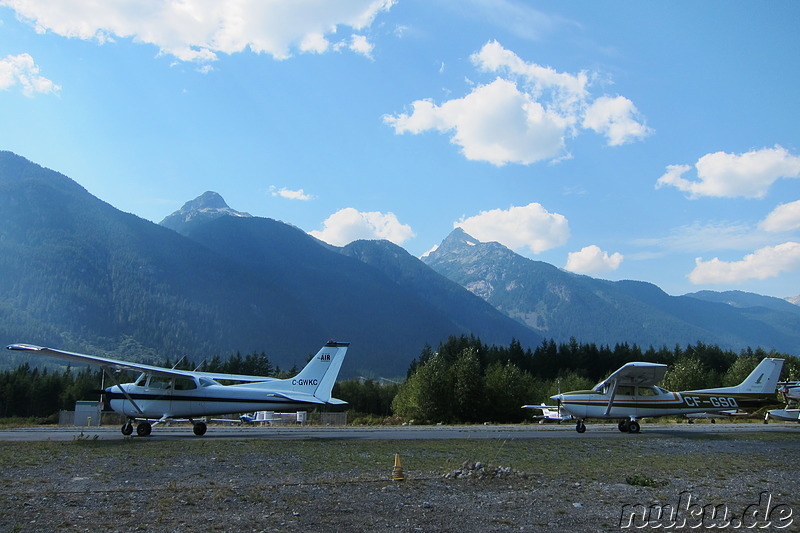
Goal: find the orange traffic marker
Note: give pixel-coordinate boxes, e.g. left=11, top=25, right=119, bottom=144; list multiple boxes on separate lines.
left=392, top=453, right=405, bottom=481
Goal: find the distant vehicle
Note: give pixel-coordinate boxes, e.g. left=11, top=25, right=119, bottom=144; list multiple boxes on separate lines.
left=766, top=381, right=800, bottom=422
left=551, top=358, right=784, bottom=433
left=521, top=404, right=574, bottom=423
left=6, top=341, right=349, bottom=437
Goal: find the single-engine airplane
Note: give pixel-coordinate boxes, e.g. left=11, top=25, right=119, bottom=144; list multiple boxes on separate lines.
left=551, top=357, right=784, bottom=433
left=521, top=404, right=574, bottom=424
left=6, top=341, right=349, bottom=436
left=766, top=381, right=800, bottom=422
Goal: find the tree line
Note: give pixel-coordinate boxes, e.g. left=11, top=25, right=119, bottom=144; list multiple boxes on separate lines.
left=1, top=336, right=797, bottom=423
left=352, top=335, right=799, bottom=424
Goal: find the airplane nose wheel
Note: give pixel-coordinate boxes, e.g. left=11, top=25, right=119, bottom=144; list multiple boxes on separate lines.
left=627, top=420, right=640, bottom=433
left=575, top=420, right=586, bottom=433
left=618, top=420, right=630, bottom=432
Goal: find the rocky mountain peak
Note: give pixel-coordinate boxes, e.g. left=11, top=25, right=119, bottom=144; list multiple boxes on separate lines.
left=160, top=191, right=252, bottom=234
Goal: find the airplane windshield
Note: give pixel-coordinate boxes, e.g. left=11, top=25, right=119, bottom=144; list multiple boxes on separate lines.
left=199, top=377, right=220, bottom=387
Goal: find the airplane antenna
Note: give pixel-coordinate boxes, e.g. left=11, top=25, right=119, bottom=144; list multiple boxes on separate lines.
left=193, top=360, right=206, bottom=372
left=171, top=356, right=186, bottom=370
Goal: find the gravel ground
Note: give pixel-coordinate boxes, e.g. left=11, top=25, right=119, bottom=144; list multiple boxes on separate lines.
left=0, top=424, right=798, bottom=532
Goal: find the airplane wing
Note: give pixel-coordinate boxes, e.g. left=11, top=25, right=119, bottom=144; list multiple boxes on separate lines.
left=7, top=344, right=193, bottom=379
left=6, top=344, right=280, bottom=382
left=594, top=361, right=668, bottom=391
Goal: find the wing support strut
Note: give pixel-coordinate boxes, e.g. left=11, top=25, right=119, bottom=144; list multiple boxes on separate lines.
left=604, top=380, right=618, bottom=417
left=103, top=368, right=144, bottom=416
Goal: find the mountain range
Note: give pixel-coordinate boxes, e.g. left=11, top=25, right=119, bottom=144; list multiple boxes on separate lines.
left=1, top=151, right=798, bottom=378
left=0, top=152, right=539, bottom=376
left=423, top=228, right=800, bottom=354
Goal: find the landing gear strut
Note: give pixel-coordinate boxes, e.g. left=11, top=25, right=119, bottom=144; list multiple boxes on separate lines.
left=121, top=421, right=133, bottom=436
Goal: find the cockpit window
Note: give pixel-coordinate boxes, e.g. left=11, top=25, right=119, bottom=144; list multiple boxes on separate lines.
left=147, top=375, right=172, bottom=389
left=638, top=386, right=659, bottom=396
left=199, top=377, right=219, bottom=388
left=174, top=377, right=197, bottom=391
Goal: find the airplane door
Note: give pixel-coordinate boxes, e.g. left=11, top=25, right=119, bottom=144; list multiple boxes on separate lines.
left=635, top=386, right=659, bottom=416
left=172, top=376, right=206, bottom=417
left=141, top=375, right=174, bottom=417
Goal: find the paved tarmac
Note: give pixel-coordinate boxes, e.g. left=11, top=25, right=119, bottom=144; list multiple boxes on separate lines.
left=0, top=422, right=796, bottom=441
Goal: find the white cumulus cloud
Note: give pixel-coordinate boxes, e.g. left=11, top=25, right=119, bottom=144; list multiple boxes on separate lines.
left=384, top=78, right=569, bottom=165
left=384, top=40, right=651, bottom=166
left=759, top=200, right=800, bottom=232
left=564, top=245, right=623, bottom=274
left=270, top=186, right=314, bottom=201
left=310, top=207, right=414, bottom=246
left=454, top=203, right=569, bottom=254
left=582, top=95, right=652, bottom=147
left=656, top=145, right=800, bottom=199
left=0, top=0, right=395, bottom=64
left=0, top=53, right=60, bottom=96
left=688, top=242, right=800, bottom=284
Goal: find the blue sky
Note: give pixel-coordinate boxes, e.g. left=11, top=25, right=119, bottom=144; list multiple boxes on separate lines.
left=1, top=1, right=799, bottom=298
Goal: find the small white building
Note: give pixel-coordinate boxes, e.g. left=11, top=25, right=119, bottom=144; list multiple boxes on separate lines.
left=74, top=401, right=102, bottom=427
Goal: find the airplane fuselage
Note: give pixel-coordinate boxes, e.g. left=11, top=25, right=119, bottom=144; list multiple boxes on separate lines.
left=106, top=377, right=323, bottom=419
left=556, top=386, right=772, bottom=421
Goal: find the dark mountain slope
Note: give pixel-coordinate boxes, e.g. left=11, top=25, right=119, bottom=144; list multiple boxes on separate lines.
left=339, top=239, right=542, bottom=348
left=0, top=151, right=320, bottom=368
left=181, top=215, right=541, bottom=376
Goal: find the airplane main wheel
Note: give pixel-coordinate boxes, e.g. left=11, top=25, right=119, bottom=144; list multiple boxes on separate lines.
left=136, top=422, right=152, bottom=437
left=618, top=420, right=630, bottom=432
left=628, top=421, right=640, bottom=433
left=193, top=422, right=207, bottom=436
left=576, top=421, right=586, bottom=433
left=121, top=422, right=133, bottom=436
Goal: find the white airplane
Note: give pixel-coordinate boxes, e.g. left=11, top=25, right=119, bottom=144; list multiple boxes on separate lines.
left=766, top=381, right=800, bottom=422
left=551, top=357, right=784, bottom=433
left=6, top=341, right=349, bottom=436
left=521, top=404, right=574, bottom=423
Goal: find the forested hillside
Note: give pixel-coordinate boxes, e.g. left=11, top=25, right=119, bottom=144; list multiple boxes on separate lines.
left=0, top=151, right=321, bottom=368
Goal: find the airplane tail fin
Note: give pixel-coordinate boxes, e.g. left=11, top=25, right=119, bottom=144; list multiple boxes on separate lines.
left=689, top=357, right=784, bottom=395
left=261, top=341, right=349, bottom=404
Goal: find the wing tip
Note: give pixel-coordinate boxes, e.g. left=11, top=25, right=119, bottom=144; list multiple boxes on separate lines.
left=6, top=344, right=43, bottom=352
